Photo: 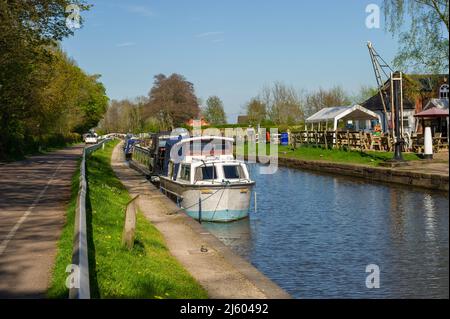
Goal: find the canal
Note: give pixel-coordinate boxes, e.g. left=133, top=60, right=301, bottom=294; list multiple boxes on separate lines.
left=202, top=164, right=449, bottom=298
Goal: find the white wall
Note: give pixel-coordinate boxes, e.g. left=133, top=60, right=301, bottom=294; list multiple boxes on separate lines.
left=374, top=110, right=416, bottom=134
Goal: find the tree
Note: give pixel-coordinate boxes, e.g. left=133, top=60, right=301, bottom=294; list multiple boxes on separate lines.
left=305, top=86, right=351, bottom=116
left=202, top=96, right=227, bottom=125
left=0, top=0, right=94, bottom=159
left=383, top=0, right=449, bottom=73
left=144, top=74, right=200, bottom=130
left=245, top=98, right=267, bottom=125
left=29, top=48, right=108, bottom=135
left=98, top=99, right=136, bottom=133
left=352, top=85, right=379, bottom=104
left=259, top=82, right=304, bottom=125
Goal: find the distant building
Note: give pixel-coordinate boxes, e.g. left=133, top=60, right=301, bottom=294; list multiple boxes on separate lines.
left=415, top=98, right=449, bottom=138
left=237, top=115, right=249, bottom=125
left=361, top=73, right=449, bottom=134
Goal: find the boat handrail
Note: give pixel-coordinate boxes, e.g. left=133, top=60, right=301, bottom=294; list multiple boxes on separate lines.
left=134, top=144, right=151, bottom=155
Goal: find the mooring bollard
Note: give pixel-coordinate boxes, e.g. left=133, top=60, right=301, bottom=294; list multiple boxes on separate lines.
left=424, top=127, right=433, bottom=160
left=122, top=195, right=139, bottom=250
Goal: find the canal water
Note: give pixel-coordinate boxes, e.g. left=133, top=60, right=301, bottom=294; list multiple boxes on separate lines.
left=202, top=164, right=449, bottom=299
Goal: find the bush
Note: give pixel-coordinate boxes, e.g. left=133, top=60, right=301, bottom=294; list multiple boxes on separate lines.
left=0, top=132, right=82, bottom=161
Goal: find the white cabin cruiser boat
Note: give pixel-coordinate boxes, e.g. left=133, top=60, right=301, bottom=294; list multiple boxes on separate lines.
left=159, top=136, right=255, bottom=222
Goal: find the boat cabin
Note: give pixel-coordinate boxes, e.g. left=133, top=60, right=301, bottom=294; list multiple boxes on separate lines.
left=167, top=160, right=251, bottom=185
left=163, top=136, right=251, bottom=184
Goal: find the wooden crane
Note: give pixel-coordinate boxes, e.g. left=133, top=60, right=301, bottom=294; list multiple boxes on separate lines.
left=367, top=41, right=405, bottom=160
left=367, top=41, right=394, bottom=133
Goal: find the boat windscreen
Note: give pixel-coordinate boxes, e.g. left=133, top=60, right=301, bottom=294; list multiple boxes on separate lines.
left=223, top=165, right=245, bottom=179
left=195, top=166, right=217, bottom=181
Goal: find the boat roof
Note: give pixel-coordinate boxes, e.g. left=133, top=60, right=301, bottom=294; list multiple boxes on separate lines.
left=173, top=136, right=234, bottom=147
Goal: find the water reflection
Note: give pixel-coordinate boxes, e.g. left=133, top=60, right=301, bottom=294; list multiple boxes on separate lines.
left=203, top=164, right=449, bottom=299
left=424, top=194, right=437, bottom=241
left=389, top=189, right=406, bottom=241
left=202, top=218, right=253, bottom=257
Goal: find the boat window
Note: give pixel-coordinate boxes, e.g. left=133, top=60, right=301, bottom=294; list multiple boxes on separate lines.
left=195, top=166, right=216, bottom=181
left=180, top=165, right=191, bottom=181
left=187, top=140, right=232, bottom=156
left=223, top=165, right=244, bottom=179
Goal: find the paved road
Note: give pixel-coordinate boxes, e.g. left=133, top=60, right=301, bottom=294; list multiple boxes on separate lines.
left=0, top=145, right=83, bottom=298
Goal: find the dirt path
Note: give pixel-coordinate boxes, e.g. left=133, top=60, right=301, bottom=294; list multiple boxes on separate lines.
left=110, top=142, right=290, bottom=299
left=0, top=145, right=83, bottom=298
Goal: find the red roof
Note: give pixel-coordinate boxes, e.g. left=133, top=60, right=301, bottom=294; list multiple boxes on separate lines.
left=414, top=107, right=449, bottom=118
left=186, top=118, right=209, bottom=126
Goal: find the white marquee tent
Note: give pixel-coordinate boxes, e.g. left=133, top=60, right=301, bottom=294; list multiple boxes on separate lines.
left=305, top=105, right=381, bottom=131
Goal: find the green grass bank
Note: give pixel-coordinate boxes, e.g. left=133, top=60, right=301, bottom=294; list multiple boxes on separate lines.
left=237, top=143, right=421, bottom=166
left=48, top=140, right=207, bottom=299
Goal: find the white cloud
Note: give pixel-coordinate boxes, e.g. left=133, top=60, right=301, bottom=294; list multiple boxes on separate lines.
left=116, top=42, right=136, bottom=47
left=196, top=31, right=225, bottom=38
left=126, top=5, right=154, bottom=17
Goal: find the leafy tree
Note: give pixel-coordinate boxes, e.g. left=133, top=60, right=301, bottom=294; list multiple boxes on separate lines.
left=202, top=96, right=227, bottom=125
left=0, top=1, right=111, bottom=160
left=245, top=98, right=267, bottom=125
left=383, top=0, right=449, bottom=73
left=75, top=74, right=109, bottom=133
left=144, top=74, right=200, bottom=130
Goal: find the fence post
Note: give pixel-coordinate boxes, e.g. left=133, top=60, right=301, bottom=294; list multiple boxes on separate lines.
left=122, top=195, right=139, bottom=250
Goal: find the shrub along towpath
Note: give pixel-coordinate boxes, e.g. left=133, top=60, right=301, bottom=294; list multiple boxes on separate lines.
left=111, top=141, right=291, bottom=299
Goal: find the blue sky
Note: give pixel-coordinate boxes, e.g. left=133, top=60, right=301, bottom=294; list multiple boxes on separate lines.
left=62, top=0, right=400, bottom=122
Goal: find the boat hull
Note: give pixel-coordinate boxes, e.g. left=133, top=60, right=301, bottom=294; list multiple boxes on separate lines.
left=159, top=177, right=254, bottom=222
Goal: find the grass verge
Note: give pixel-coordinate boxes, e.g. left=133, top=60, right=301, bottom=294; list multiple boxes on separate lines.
left=237, top=143, right=420, bottom=166
left=47, top=161, right=80, bottom=298
left=86, top=140, right=207, bottom=298
left=277, top=145, right=421, bottom=166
